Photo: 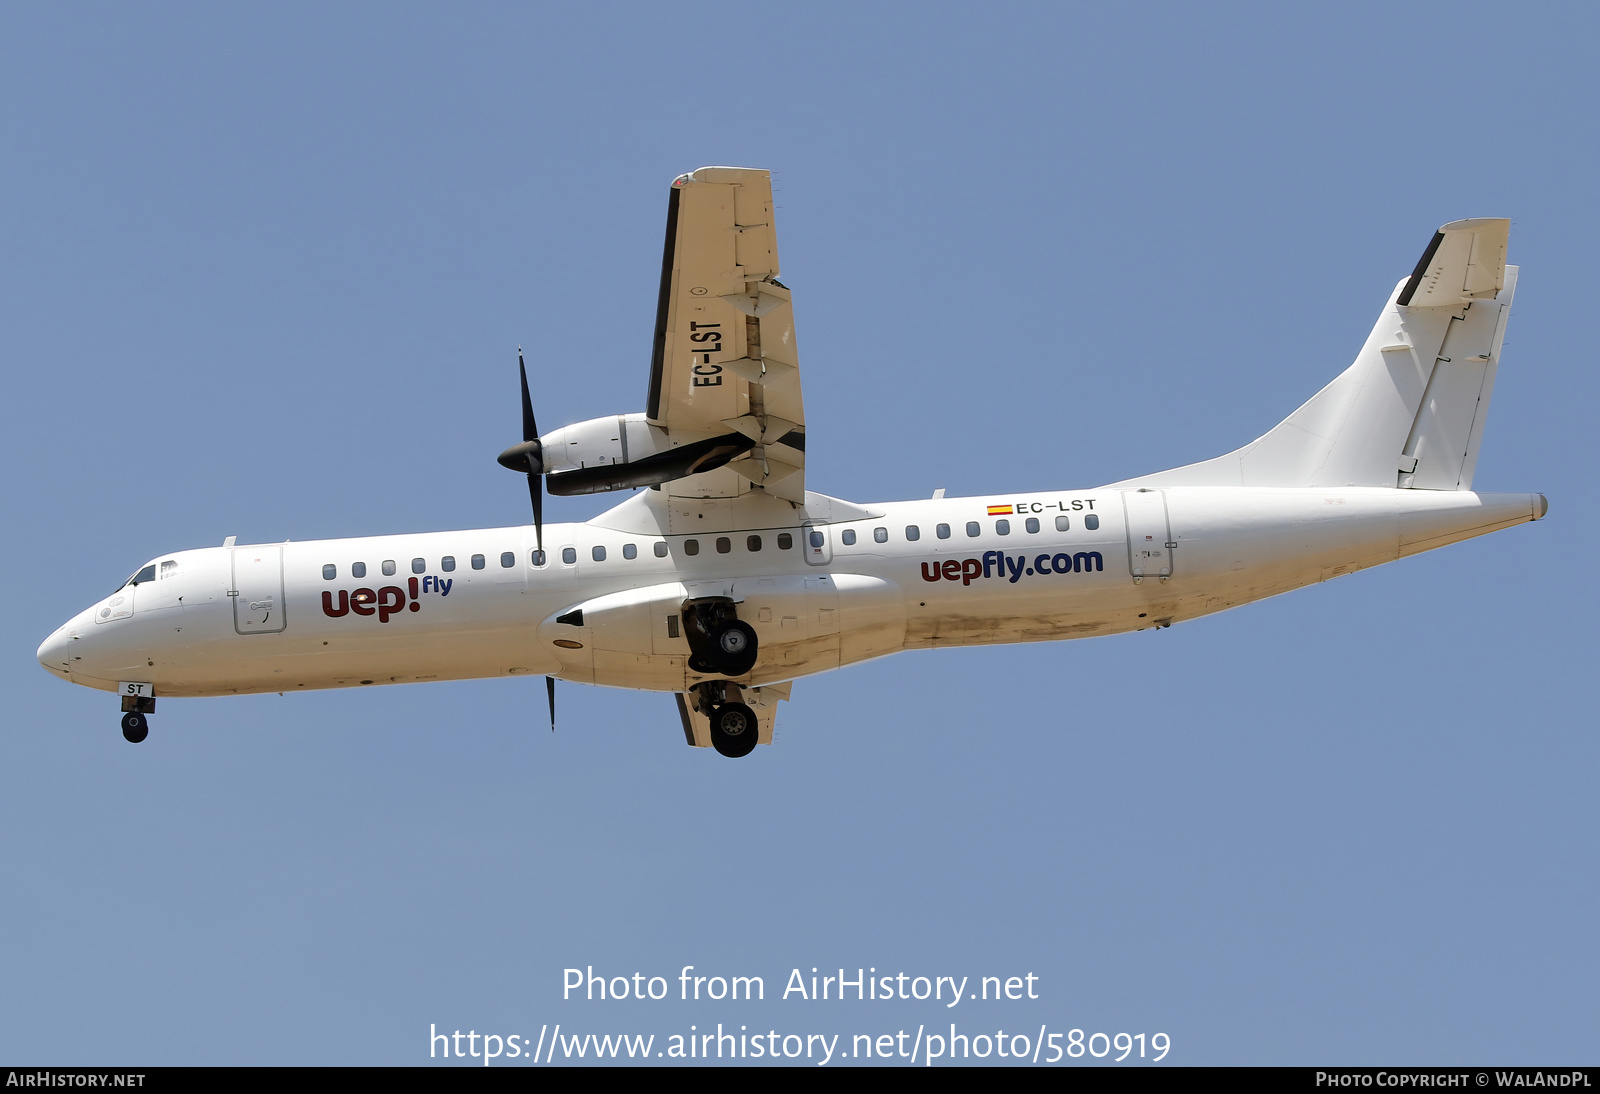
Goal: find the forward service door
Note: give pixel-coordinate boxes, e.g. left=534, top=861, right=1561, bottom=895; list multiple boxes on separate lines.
left=231, top=546, right=287, bottom=634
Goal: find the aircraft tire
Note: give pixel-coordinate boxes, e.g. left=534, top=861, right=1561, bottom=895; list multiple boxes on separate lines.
left=121, top=711, right=149, bottom=744
left=709, top=702, right=759, bottom=758
left=710, top=620, right=758, bottom=676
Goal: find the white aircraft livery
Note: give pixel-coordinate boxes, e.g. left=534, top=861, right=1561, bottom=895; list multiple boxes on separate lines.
left=37, top=168, right=1546, bottom=756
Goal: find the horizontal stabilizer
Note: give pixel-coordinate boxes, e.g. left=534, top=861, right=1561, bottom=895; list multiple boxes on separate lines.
left=1397, top=218, right=1509, bottom=308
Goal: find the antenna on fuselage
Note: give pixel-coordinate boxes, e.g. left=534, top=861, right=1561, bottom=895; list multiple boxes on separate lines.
left=546, top=675, right=556, bottom=732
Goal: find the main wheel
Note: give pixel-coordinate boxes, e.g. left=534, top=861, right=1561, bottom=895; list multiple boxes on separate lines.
left=121, top=711, right=149, bottom=744
left=709, top=620, right=758, bottom=676
left=709, top=702, right=759, bottom=758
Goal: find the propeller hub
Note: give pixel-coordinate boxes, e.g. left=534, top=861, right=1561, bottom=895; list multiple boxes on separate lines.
left=497, top=439, right=543, bottom=473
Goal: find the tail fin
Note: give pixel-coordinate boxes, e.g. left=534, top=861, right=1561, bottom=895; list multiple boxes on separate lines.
left=1110, top=219, right=1515, bottom=491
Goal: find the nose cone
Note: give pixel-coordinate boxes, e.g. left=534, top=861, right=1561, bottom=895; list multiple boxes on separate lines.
left=37, top=626, right=74, bottom=679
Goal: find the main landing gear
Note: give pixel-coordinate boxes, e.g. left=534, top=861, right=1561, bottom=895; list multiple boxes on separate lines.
left=688, top=681, right=758, bottom=759
left=681, top=597, right=758, bottom=677
left=120, top=694, right=155, bottom=744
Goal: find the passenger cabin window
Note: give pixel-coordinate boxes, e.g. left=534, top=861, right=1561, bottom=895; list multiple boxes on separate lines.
left=322, top=564, right=337, bottom=580
left=1055, top=515, right=1071, bottom=531
left=716, top=537, right=731, bottom=554
left=653, top=542, right=668, bottom=558
left=777, top=533, right=793, bottom=550
left=841, top=529, right=857, bottom=545
left=808, top=531, right=824, bottom=548
left=1085, top=514, right=1100, bottom=530
left=500, top=552, right=514, bottom=568
left=905, top=525, right=920, bottom=541
left=532, top=550, right=547, bottom=567
left=623, top=543, right=637, bottom=560
left=685, top=539, right=700, bottom=556
left=352, top=562, right=367, bottom=578
left=965, top=522, right=980, bottom=537
left=441, top=556, right=456, bottom=572
left=562, top=547, right=577, bottom=564
left=592, top=545, right=607, bottom=562
left=1026, top=517, right=1040, bottom=534
left=412, top=558, right=426, bottom=574
left=874, top=527, right=888, bottom=543
left=746, top=535, right=761, bottom=552
left=382, top=560, right=396, bottom=576
left=996, top=519, right=1010, bottom=535
left=936, top=524, right=951, bottom=539
left=471, top=555, right=485, bottom=570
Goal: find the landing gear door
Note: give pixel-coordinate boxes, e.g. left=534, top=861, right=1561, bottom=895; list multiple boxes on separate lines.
left=801, top=522, right=832, bottom=566
left=1122, top=490, right=1174, bottom=583
left=231, top=546, right=287, bottom=634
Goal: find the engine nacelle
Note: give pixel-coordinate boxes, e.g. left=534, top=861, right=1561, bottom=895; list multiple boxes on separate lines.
left=535, top=412, right=754, bottom=496
left=538, top=413, right=666, bottom=474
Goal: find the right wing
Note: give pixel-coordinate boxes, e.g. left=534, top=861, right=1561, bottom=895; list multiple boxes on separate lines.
left=645, top=167, right=806, bottom=503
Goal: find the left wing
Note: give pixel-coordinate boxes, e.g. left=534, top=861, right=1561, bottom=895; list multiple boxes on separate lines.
left=645, top=167, right=806, bottom=503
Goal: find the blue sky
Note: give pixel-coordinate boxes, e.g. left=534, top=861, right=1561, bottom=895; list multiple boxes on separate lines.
left=3, top=2, right=1595, bottom=1065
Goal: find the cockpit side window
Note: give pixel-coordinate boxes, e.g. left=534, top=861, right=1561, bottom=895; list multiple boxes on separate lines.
left=159, top=560, right=180, bottom=579
left=127, top=564, right=157, bottom=587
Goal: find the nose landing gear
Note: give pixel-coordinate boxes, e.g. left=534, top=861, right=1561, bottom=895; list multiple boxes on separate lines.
left=120, top=693, right=155, bottom=744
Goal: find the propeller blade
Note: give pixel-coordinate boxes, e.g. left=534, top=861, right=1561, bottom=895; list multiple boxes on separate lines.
left=519, top=347, right=538, bottom=442
left=527, top=461, right=544, bottom=554
left=546, top=676, right=556, bottom=732
left=511, top=346, right=544, bottom=552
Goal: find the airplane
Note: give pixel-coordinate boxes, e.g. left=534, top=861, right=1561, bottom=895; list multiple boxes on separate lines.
left=36, top=167, right=1546, bottom=757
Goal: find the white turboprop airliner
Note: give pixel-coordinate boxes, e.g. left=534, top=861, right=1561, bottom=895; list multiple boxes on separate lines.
left=38, top=168, right=1545, bottom=756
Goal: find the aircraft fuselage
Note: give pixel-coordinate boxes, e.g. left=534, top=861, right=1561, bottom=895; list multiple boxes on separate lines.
left=38, top=486, right=1544, bottom=701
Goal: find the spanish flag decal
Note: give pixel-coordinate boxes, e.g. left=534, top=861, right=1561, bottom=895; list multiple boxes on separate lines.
left=986, top=504, right=1013, bottom=516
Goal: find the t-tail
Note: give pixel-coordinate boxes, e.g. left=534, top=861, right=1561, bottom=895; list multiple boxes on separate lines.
left=1112, top=218, right=1520, bottom=493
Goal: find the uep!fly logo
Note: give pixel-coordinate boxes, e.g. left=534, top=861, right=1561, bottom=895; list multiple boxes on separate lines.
left=922, top=549, right=1104, bottom=586
left=322, top=575, right=454, bottom=623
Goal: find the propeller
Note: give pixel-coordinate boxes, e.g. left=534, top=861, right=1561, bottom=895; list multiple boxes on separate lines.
left=496, top=348, right=545, bottom=553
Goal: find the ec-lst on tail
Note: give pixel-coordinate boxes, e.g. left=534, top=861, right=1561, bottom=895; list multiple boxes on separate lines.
left=37, top=171, right=1545, bottom=756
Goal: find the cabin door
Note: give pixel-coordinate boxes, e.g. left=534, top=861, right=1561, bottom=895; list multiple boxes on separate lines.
left=1122, top=490, right=1174, bottom=583
left=231, top=546, right=287, bottom=634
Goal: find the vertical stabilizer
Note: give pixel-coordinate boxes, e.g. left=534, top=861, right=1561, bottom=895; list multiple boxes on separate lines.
left=1109, top=220, right=1515, bottom=491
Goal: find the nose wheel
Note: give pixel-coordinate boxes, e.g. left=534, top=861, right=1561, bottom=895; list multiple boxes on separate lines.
left=119, top=693, right=155, bottom=744
left=121, top=711, right=149, bottom=744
